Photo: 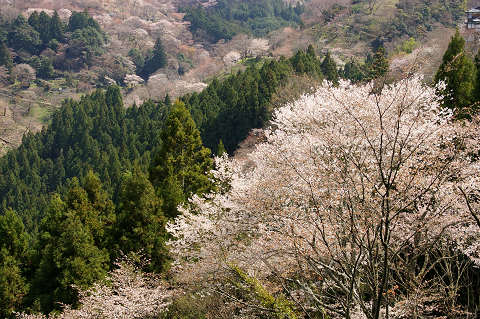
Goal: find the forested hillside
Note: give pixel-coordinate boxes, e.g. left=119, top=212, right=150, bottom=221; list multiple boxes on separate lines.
left=0, top=90, right=213, bottom=316
left=0, top=0, right=471, bottom=157
left=182, top=0, right=304, bottom=42
left=0, top=87, right=166, bottom=229
left=0, top=43, right=385, bottom=226
left=9, top=31, right=480, bottom=317
left=0, top=10, right=106, bottom=77
left=4, top=0, right=480, bottom=318
left=0, top=42, right=392, bottom=317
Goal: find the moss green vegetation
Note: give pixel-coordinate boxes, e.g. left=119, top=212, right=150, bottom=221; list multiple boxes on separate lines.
left=230, top=264, right=298, bottom=319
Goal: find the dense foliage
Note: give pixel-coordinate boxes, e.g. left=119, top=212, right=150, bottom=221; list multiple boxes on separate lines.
left=184, top=58, right=291, bottom=154
left=150, top=102, right=214, bottom=219
left=30, top=172, right=114, bottom=311
left=0, top=87, right=165, bottom=229
left=333, top=0, right=464, bottom=49
left=182, top=0, right=304, bottom=42
left=0, top=210, right=29, bottom=318
left=385, top=0, right=464, bottom=41
left=0, top=10, right=105, bottom=80
left=0, top=88, right=215, bottom=316
left=138, top=38, right=167, bottom=80
left=435, top=30, right=476, bottom=117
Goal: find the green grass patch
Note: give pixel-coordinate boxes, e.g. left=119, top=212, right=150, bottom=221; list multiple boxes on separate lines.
left=29, top=104, right=54, bottom=124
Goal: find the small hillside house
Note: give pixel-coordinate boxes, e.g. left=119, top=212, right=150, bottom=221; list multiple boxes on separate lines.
left=466, top=7, right=480, bottom=30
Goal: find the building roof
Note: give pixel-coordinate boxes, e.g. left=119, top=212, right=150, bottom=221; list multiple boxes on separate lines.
left=467, top=7, right=480, bottom=13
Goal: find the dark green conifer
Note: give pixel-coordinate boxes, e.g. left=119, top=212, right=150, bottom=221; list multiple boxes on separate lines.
left=306, top=44, right=316, bottom=58
left=0, top=210, right=29, bottom=318
left=30, top=56, right=54, bottom=79
left=106, top=85, right=123, bottom=109
left=38, top=11, right=52, bottom=44
left=368, top=46, right=389, bottom=79
left=50, top=11, right=64, bottom=42
left=31, top=174, right=113, bottom=312
left=342, top=58, right=365, bottom=83
left=164, top=94, right=172, bottom=106
left=153, top=37, right=167, bottom=67
left=8, top=15, right=41, bottom=54
left=114, top=171, right=169, bottom=272
left=27, top=11, right=40, bottom=31
left=435, top=30, right=476, bottom=113
left=0, top=42, right=13, bottom=69
left=149, top=101, right=214, bottom=218
left=321, top=51, right=339, bottom=85
left=141, top=38, right=167, bottom=79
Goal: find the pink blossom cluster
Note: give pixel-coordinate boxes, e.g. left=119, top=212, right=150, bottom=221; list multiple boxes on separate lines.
left=16, top=258, right=172, bottom=319
left=167, top=76, right=480, bottom=318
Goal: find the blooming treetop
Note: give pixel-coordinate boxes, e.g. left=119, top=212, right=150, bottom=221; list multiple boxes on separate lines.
left=16, top=258, right=171, bottom=319
left=167, top=75, right=480, bottom=318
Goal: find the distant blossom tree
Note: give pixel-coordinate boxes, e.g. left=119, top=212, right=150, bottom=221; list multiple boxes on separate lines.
left=16, top=257, right=172, bottom=319
left=13, top=64, right=36, bottom=87
left=167, top=75, right=480, bottom=318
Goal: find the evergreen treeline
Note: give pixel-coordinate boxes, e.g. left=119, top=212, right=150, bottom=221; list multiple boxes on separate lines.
left=0, top=89, right=213, bottom=316
left=1, top=43, right=366, bottom=230
left=0, top=87, right=165, bottom=229
left=182, top=0, right=304, bottom=42
left=434, top=30, right=480, bottom=118
left=185, top=45, right=388, bottom=154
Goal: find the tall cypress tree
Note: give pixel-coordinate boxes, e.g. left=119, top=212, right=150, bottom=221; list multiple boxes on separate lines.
left=37, top=11, right=52, bottom=45
left=368, top=46, right=389, bottom=79
left=114, top=171, right=169, bottom=272
left=0, top=210, right=29, bottom=318
left=342, top=58, right=365, bottom=83
left=435, top=30, right=476, bottom=113
left=164, top=93, right=172, bottom=107
left=50, top=11, right=64, bottom=42
left=306, top=44, right=316, bottom=58
left=321, top=51, right=339, bottom=85
left=31, top=173, right=113, bottom=312
left=152, top=37, right=167, bottom=68
left=27, top=11, right=40, bottom=31
left=149, top=101, right=214, bottom=218
left=141, top=37, right=167, bottom=79
left=0, top=42, right=12, bottom=70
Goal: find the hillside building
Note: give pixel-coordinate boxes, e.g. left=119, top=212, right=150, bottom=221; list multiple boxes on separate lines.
left=466, top=7, right=480, bottom=30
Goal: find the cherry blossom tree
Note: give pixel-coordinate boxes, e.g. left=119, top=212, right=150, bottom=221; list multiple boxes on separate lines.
left=16, top=257, right=172, bottom=319
left=167, top=75, right=480, bottom=318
